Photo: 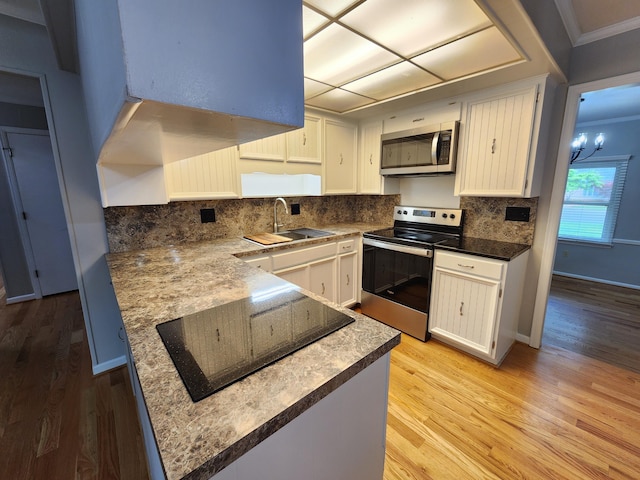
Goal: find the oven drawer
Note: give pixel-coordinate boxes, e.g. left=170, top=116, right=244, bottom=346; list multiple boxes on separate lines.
left=434, top=250, right=503, bottom=280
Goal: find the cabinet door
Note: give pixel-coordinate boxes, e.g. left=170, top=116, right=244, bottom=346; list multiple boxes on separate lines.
left=338, top=252, right=357, bottom=307
left=239, top=133, right=287, bottom=162
left=429, top=268, right=501, bottom=357
left=358, top=122, right=383, bottom=194
left=166, top=146, right=241, bottom=200
left=323, top=119, right=357, bottom=194
left=275, top=264, right=309, bottom=290
left=457, top=85, right=537, bottom=197
left=286, top=114, right=322, bottom=164
left=309, top=257, right=336, bottom=302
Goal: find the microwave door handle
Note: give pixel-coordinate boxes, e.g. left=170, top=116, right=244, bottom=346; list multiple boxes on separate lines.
left=431, top=131, right=440, bottom=165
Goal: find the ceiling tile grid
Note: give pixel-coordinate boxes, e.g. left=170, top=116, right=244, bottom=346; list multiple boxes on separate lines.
left=302, top=0, right=523, bottom=113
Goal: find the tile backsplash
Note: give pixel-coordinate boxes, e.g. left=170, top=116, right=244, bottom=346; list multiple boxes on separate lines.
left=460, top=196, right=538, bottom=244
left=104, top=195, right=400, bottom=253
left=104, top=194, right=536, bottom=253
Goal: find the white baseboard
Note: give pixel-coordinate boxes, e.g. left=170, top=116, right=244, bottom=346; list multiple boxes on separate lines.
left=552, top=271, right=640, bottom=291
left=5, top=293, right=37, bottom=304
left=515, top=333, right=530, bottom=344
left=92, top=355, right=127, bottom=375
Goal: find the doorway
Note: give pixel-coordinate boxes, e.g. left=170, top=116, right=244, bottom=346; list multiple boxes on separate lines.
left=531, top=71, right=640, bottom=366
left=1, top=129, right=77, bottom=298
left=0, top=69, right=78, bottom=302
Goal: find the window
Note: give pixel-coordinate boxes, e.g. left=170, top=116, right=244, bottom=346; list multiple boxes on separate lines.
left=558, top=157, right=628, bottom=244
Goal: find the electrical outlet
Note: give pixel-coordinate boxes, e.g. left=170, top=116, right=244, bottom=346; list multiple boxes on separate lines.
left=200, top=208, right=216, bottom=223
left=291, top=203, right=301, bottom=215
left=505, top=206, right=530, bottom=222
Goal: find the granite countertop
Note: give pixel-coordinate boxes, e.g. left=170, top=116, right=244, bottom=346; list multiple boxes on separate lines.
left=106, top=222, right=399, bottom=480
left=437, top=236, right=531, bottom=261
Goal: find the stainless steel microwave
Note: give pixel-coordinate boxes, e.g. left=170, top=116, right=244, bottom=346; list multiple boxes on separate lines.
left=380, top=120, right=459, bottom=176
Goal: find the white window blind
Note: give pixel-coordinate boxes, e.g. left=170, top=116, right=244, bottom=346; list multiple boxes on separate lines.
left=558, top=157, right=628, bottom=244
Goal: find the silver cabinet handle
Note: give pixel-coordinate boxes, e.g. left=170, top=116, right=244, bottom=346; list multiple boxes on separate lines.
left=460, top=302, right=464, bottom=316
left=346, top=274, right=350, bottom=286
left=369, top=153, right=373, bottom=165
left=491, top=138, right=496, bottom=154
left=302, top=132, right=306, bottom=146
left=412, top=117, right=424, bottom=123
left=321, top=282, right=325, bottom=295
left=457, top=263, right=475, bottom=269
left=339, top=154, right=343, bottom=165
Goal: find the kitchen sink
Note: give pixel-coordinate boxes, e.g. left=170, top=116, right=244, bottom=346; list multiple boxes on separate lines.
left=277, top=228, right=333, bottom=240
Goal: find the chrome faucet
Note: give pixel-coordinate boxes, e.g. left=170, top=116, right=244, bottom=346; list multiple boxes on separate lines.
left=273, top=197, right=288, bottom=233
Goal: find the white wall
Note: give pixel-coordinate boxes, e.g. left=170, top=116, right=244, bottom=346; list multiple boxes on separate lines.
left=0, top=16, right=126, bottom=372
left=397, top=176, right=460, bottom=208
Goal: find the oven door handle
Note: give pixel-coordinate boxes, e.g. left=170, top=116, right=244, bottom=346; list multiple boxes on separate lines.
left=363, top=238, right=433, bottom=258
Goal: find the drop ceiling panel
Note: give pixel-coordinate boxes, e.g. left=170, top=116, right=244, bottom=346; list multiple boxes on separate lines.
left=303, top=6, right=329, bottom=38
left=340, top=0, right=492, bottom=58
left=304, top=23, right=401, bottom=86
left=412, top=27, right=522, bottom=81
left=305, top=88, right=374, bottom=112
left=342, top=61, right=440, bottom=100
left=304, top=77, right=333, bottom=98
left=304, top=0, right=361, bottom=17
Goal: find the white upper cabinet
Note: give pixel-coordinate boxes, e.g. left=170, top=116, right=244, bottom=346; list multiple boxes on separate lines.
left=165, top=146, right=241, bottom=200
left=286, top=114, right=322, bottom=164
left=75, top=0, right=304, bottom=168
left=239, top=114, right=322, bottom=164
left=239, top=135, right=287, bottom=162
left=323, top=118, right=358, bottom=194
left=455, top=75, right=556, bottom=198
left=358, top=121, right=383, bottom=194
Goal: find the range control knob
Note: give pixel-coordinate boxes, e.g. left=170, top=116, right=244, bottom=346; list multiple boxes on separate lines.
left=403, top=210, right=408, bottom=215
left=397, top=209, right=402, bottom=214
left=450, top=214, right=456, bottom=219
left=442, top=213, right=448, bottom=218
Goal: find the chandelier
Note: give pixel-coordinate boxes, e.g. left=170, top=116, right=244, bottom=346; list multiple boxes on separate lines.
left=570, top=132, right=604, bottom=164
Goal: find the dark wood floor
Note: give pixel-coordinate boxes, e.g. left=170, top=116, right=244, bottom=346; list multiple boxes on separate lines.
left=543, top=275, right=640, bottom=373
left=0, top=290, right=148, bottom=480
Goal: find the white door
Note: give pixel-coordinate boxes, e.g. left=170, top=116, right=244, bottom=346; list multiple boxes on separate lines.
left=6, top=132, right=77, bottom=296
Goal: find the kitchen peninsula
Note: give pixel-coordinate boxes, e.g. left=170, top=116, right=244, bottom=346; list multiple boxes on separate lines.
left=106, top=225, right=400, bottom=480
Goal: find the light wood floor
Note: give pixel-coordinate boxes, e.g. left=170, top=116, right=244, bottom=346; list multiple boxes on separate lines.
left=383, top=335, right=640, bottom=479
left=543, top=275, right=640, bottom=374
left=0, top=290, right=148, bottom=480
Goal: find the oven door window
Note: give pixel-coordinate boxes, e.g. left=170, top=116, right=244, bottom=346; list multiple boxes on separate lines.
left=362, top=244, right=432, bottom=314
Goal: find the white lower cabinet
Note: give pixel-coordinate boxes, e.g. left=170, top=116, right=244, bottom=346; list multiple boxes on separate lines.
left=429, top=249, right=529, bottom=365
left=308, top=257, right=337, bottom=303
left=272, top=242, right=337, bottom=303
left=243, top=235, right=360, bottom=307
left=337, top=239, right=358, bottom=307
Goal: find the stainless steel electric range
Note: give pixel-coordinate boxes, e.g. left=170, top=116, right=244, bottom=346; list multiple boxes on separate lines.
left=361, top=206, right=464, bottom=341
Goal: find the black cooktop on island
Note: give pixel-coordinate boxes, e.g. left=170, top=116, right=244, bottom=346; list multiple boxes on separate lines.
left=156, top=286, right=354, bottom=402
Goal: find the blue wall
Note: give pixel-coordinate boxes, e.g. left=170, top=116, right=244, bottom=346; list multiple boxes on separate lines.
left=554, top=118, right=640, bottom=287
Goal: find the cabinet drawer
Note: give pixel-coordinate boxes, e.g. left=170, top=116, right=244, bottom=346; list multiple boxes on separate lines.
left=244, top=255, right=272, bottom=272
left=272, top=242, right=337, bottom=270
left=434, top=250, right=503, bottom=280
left=337, top=238, right=357, bottom=255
